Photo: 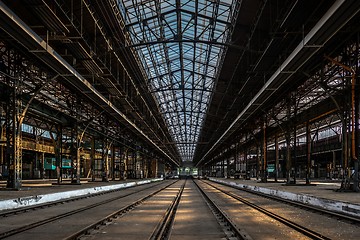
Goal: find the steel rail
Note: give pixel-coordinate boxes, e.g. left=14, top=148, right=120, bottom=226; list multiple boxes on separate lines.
left=213, top=180, right=360, bottom=224
left=194, top=180, right=253, bottom=240
left=149, top=180, right=186, bottom=240
left=64, top=180, right=180, bottom=240
left=0, top=181, right=164, bottom=218
left=0, top=181, right=178, bottom=239
left=203, top=180, right=331, bottom=240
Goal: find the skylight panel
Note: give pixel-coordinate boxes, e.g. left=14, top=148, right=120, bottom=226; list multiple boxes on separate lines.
left=118, top=0, right=239, bottom=161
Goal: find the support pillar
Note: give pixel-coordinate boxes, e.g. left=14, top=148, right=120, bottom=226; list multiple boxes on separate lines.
left=234, top=143, right=239, bottom=172
left=125, top=148, right=129, bottom=179
left=353, top=66, right=359, bottom=192
left=111, top=145, right=116, bottom=181
left=256, top=146, right=261, bottom=180
left=150, top=158, right=157, bottom=178
left=306, top=121, right=312, bottom=184
left=36, top=152, right=44, bottom=179
left=262, top=120, right=267, bottom=183
left=134, top=150, right=137, bottom=179
left=286, top=96, right=292, bottom=184
left=275, top=133, right=279, bottom=182
left=90, top=137, right=95, bottom=181
left=101, top=139, right=109, bottom=182
left=54, top=125, right=62, bottom=184
left=226, top=158, right=230, bottom=178
left=6, top=83, right=22, bottom=189
left=293, top=116, right=297, bottom=185
left=144, top=156, right=149, bottom=178
left=221, top=159, right=224, bottom=177
left=0, top=105, right=5, bottom=170
left=244, top=149, right=249, bottom=179
left=71, top=126, right=81, bottom=184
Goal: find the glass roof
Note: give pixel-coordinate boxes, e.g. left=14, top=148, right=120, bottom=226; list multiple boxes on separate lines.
left=117, top=0, right=239, bottom=162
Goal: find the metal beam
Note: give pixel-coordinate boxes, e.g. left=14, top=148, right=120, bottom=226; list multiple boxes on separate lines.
left=196, top=0, right=360, bottom=167
left=0, top=1, right=179, bottom=167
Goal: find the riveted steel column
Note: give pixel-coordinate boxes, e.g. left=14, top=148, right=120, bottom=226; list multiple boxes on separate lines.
left=55, top=124, right=62, bottom=184
left=0, top=105, right=4, bottom=169
left=101, top=139, right=109, bottom=182
left=90, top=137, right=95, bottom=181
left=354, top=64, right=359, bottom=192
left=275, top=133, right=279, bottom=182
left=256, top=145, right=261, bottom=180
left=262, top=120, right=267, bottom=183
left=71, top=126, right=81, bottom=184
left=306, top=121, right=312, bottom=184
left=111, top=145, right=116, bottom=181
left=285, top=96, right=292, bottom=184
left=6, top=78, right=22, bottom=189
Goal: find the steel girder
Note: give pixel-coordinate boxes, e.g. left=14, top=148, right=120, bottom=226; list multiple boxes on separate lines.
left=0, top=0, right=180, bottom=166
left=196, top=0, right=360, bottom=167
left=118, top=0, right=241, bottom=162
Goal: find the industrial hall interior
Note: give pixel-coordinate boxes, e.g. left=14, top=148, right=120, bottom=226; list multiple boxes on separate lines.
left=0, top=0, right=360, bottom=239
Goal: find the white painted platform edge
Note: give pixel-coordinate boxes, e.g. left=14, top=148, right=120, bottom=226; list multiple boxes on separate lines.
left=209, top=178, right=360, bottom=217
left=0, top=178, right=163, bottom=211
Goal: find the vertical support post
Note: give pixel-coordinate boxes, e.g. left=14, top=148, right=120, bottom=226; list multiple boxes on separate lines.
left=221, top=159, right=224, bottom=177
left=76, top=130, right=81, bottom=183
left=275, top=132, right=279, bottom=182
left=101, top=139, right=109, bottom=182
left=134, top=150, right=137, bottom=179
left=152, top=159, right=158, bottom=178
left=90, top=137, right=95, bottom=181
left=291, top=93, right=298, bottom=184
left=256, top=145, right=261, bottom=180
left=286, top=95, right=292, bottom=184
left=41, top=152, right=45, bottom=179
left=341, top=110, right=348, bottom=182
left=0, top=112, right=3, bottom=170
left=293, top=119, right=297, bottom=185
left=226, top=158, right=230, bottom=178
left=306, top=121, right=312, bottom=184
left=0, top=102, right=6, bottom=175
left=55, top=125, right=62, bottom=184
left=125, top=148, right=129, bottom=179
left=244, top=149, right=249, bottom=179
left=71, top=125, right=81, bottom=184
left=6, top=78, right=22, bottom=189
left=234, top=143, right=238, bottom=171
left=262, top=120, right=267, bottom=183
left=144, top=156, right=149, bottom=179
left=354, top=68, right=359, bottom=192
left=111, top=145, right=115, bottom=181
left=120, top=146, right=124, bottom=179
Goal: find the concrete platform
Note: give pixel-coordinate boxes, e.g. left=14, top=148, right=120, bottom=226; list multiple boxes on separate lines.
left=0, top=178, right=163, bottom=211
left=209, top=177, right=360, bottom=218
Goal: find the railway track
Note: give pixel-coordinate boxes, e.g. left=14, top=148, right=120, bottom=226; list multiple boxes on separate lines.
left=148, top=179, right=185, bottom=240
left=199, top=179, right=360, bottom=239
left=0, top=180, right=178, bottom=239
left=72, top=180, right=241, bottom=240
left=209, top=180, right=360, bottom=225
left=2, top=179, right=358, bottom=239
left=193, top=180, right=252, bottom=240
left=0, top=181, right=165, bottom=218
left=199, top=180, right=329, bottom=239
left=69, top=180, right=187, bottom=240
